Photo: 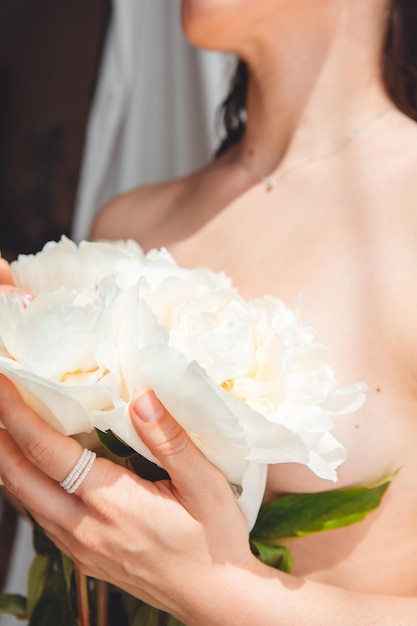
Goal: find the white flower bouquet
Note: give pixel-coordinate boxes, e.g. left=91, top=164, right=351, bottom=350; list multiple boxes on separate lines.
left=0, top=236, right=367, bottom=528
left=0, top=237, right=394, bottom=626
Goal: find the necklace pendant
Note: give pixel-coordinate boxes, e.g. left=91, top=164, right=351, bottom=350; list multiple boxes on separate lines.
left=264, top=177, right=277, bottom=192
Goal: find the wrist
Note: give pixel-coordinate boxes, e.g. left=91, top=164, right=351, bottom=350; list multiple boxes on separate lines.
left=177, top=555, right=283, bottom=626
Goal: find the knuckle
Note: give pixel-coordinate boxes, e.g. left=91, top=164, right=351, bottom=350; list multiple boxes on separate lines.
left=2, top=459, right=25, bottom=501
left=84, top=496, right=114, bottom=526
left=71, top=527, right=110, bottom=580
left=152, top=425, right=191, bottom=460
left=0, top=437, right=25, bottom=499
left=72, top=522, right=101, bottom=555
left=25, top=436, right=53, bottom=470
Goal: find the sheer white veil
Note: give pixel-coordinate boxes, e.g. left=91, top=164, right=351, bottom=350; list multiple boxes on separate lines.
left=72, top=0, right=233, bottom=242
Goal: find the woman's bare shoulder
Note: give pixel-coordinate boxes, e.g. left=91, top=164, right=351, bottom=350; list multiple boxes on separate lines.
left=89, top=153, right=242, bottom=250
left=89, top=173, right=199, bottom=248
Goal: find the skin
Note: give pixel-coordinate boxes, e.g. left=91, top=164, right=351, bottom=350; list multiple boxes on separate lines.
left=0, top=257, right=25, bottom=296
left=1, top=0, right=417, bottom=622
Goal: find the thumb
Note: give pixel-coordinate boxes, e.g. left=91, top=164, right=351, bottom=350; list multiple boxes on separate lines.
left=130, top=391, right=229, bottom=516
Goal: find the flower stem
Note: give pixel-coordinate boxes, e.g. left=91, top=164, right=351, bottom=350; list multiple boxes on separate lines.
left=75, top=568, right=91, bottom=626
left=96, top=580, right=109, bottom=626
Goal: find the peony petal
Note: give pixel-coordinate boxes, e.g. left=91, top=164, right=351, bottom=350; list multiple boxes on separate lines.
left=320, top=383, right=368, bottom=414
left=11, top=236, right=146, bottom=295
left=133, top=344, right=309, bottom=475
left=236, top=462, right=268, bottom=530
left=0, top=357, right=121, bottom=435
left=4, top=237, right=368, bottom=530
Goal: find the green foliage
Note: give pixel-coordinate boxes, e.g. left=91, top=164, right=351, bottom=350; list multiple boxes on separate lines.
left=250, top=474, right=394, bottom=546
left=33, top=521, right=60, bottom=557
left=27, top=554, right=51, bottom=617
left=165, top=617, right=186, bottom=626
left=24, top=523, right=78, bottom=625
left=61, top=553, right=75, bottom=596
left=29, top=570, right=78, bottom=626
left=250, top=542, right=292, bottom=572
left=130, top=603, right=185, bottom=626
left=96, top=429, right=169, bottom=482
left=95, top=428, right=137, bottom=458
left=248, top=473, right=395, bottom=575
left=0, top=594, right=27, bottom=619
left=131, top=603, right=164, bottom=626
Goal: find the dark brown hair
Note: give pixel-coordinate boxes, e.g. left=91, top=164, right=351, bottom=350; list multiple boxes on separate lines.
left=216, top=0, right=417, bottom=156
left=383, top=0, right=417, bottom=120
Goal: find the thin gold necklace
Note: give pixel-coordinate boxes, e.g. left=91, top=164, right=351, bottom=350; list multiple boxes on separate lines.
left=240, top=108, right=390, bottom=192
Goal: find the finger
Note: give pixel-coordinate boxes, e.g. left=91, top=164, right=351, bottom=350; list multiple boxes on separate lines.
left=0, top=374, right=84, bottom=481
left=130, top=391, right=229, bottom=517
left=0, top=428, right=82, bottom=526
left=0, top=374, right=144, bottom=508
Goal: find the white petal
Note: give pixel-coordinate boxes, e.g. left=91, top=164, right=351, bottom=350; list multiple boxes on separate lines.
left=320, top=383, right=368, bottom=414
left=236, top=462, right=268, bottom=530
left=11, top=236, right=146, bottom=295
left=0, top=358, right=120, bottom=434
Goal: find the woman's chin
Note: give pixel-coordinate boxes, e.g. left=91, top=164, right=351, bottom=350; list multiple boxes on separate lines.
left=180, top=2, right=240, bottom=52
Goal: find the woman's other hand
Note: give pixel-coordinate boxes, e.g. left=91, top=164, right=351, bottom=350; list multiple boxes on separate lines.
left=0, top=255, right=29, bottom=297
left=0, top=255, right=13, bottom=286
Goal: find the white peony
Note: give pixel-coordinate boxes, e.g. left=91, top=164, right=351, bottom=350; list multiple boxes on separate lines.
left=0, top=237, right=367, bottom=528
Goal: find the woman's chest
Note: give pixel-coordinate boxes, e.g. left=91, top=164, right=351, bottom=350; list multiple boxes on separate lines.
left=169, top=204, right=417, bottom=496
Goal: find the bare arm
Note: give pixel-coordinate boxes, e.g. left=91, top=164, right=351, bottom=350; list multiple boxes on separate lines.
left=88, top=181, right=181, bottom=244
left=0, top=377, right=414, bottom=626
left=195, top=559, right=416, bottom=626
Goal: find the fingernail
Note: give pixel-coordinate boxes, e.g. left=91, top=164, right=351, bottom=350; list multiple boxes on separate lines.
left=133, top=392, right=164, bottom=423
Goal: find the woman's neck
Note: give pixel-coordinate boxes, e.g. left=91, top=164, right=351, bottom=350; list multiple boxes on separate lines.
left=235, top=0, right=393, bottom=177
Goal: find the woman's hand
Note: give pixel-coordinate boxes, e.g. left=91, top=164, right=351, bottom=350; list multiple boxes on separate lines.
left=0, top=256, right=28, bottom=297
left=1, top=375, right=417, bottom=625
left=0, top=257, right=33, bottom=515
left=0, top=375, right=253, bottom=622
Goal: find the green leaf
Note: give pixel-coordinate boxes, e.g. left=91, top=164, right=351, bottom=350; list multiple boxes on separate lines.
left=29, top=570, right=78, bottom=626
left=27, top=554, right=52, bottom=617
left=131, top=602, right=163, bottom=626
left=128, top=602, right=187, bottom=626
left=0, top=594, right=27, bottom=619
left=120, top=595, right=186, bottom=626
left=251, top=474, right=395, bottom=543
left=250, top=474, right=396, bottom=545
left=250, top=541, right=292, bottom=572
left=128, top=454, right=170, bottom=482
left=60, top=553, right=75, bottom=596
left=95, top=428, right=137, bottom=458
left=165, top=616, right=186, bottom=626
left=121, top=591, right=142, bottom=623
left=33, top=522, right=60, bottom=557
left=96, top=429, right=170, bottom=481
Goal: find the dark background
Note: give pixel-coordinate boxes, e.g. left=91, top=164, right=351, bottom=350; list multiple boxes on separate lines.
left=0, top=0, right=110, bottom=591
left=0, top=0, right=111, bottom=261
